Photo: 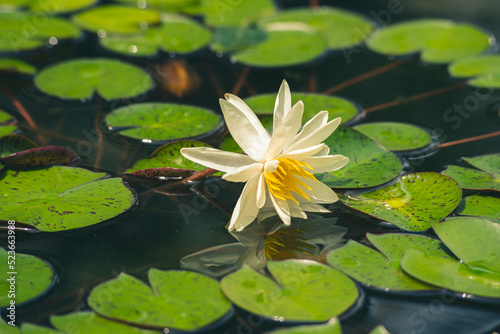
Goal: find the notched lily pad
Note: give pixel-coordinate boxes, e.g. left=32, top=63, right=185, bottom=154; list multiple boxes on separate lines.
left=367, top=19, right=492, bottom=63
left=442, top=154, right=500, bottom=191
left=0, top=166, right=135, bottom=232
left=353, top=122, right=432, bottom=151
left=340, top=172, right=462, bottom=231
left=456, top=194, right=500, bottom=222
left=101, top=14, right=212, bottom=57
left=35, top=58, right=153, bottom=101
left=0, top=248, right=55, bottom=307
left=88, top=269, right=232, bottom=331
left=201, top=0, right=276, bottom=28
left=230, top=23, right=327, bottom=67
left=258, top=7, right=375, bottom=50
left=106, top=103, right=222, bottom=142
left=326, top=233, right=449, bottom=291
left=211, top=26, right=267, bottom=53
left=126, top=140, right=219, bottom=173
left=401, top=217, right=500, bottom=299
left=2, top=146, right=80, bottom=168
left=220, top=259, right=359, bottom=322
left=0, top=12, right=81, bottom=53
left=318, top=126, right=402, bottom=188
left=449, top=55, right=500, bottom=88
left=73, top=5, right=160, bottom=34
left=0, top=58, right=36, bottom=75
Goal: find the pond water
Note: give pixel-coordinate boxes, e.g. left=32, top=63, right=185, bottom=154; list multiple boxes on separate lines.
left=1, top=0, right=500, bottom=333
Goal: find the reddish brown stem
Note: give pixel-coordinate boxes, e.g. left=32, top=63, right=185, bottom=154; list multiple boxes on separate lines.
left=204, top=61, right=226, bottom=98
left=309, top=0, right=319, bottom=8
left=232, top=67, right=251, bottom=96
left=322, top=60, right=407, bottom=95
left=364, top=81, right=466, bottom=114
left=309, top=67, right=317, bottom=92
left=191, top=183, right=232, bottom=218
left=437, top=131, right=500, bottom=149
left=140, top=168, right=219, bottom=198
left=229, top=66, right=258, bottom=96
left=17, top=125, right=81, bottom=143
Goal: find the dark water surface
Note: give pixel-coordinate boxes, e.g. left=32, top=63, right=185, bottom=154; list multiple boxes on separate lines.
left=1, top=0, right=500, bottom=333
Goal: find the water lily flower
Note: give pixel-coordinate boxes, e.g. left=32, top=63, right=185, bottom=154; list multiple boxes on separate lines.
left=181, top=80, right=349, bottom=231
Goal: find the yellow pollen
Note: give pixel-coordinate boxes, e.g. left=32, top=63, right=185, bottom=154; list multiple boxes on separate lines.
left=264, top=158, right=319, bottom=204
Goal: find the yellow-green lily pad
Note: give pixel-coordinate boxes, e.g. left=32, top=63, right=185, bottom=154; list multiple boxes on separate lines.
left=0, top=249, right=55, bottom=307
left=456, top=194, right=500, bottom=222
left=88, top=269, right=232, bottom=331
left=100, top=14, right=212, bottom=57
left=116, top=0, right=200, bottom=12
left=326, top=233, right=449, bottom=291
left=0, top=109, right=17, bottom=137
left=264, top=317, right=341, bottom=334
left=0, top=166, right=135, bottom=232
left=231, top=23, right=327, bottom=67
left=449, top=55, right=500, bottom=88
left=201, top=0, right=275, bottom=27
left=318, top=126, right=402, bottom=188
left=0, top=58, right=36, bottom=75
left=353, top=122, right=432, bottom=151
left=73, top=5, right=160, bottom=34
left=220, top=259, right=359, bottom=322
left=339, top=172, right=462, bottom=231
left=367, top=19, right=492, bottom=64
left=258, top=7, right=375, bottom=50
left=8, top=0, right=97, bottom=13
left=35, top=58, right=153, bottom=100
left=0, top=11, right=81, bottom=53
left=105, top=103, right=222, bottom=142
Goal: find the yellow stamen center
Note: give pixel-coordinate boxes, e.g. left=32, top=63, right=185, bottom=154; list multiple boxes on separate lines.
left=265, top=158, right=319, bottom=204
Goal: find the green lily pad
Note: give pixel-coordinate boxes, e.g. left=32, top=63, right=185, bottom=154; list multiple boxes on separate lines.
left=442, top=164, right=500, bottom=192
left=88, top=269, right=232, bottom=331
left=0, top=11, right=81, bottom=53
left=201, top=0, right=275, bottom=27
left=0, top=109, right=17, bottom=137
left=35, top=58, right=153, bottom=100
left=0, top=249, right=54, bottom=307
left=463, top=154, right=500, bottom=179
left=370, top=326, right=391, bottom=334
left=0, top=318, right=18, bottom=333
left=353, top=122, right=432, bottom=151
left=449, top=55, right=500, bottom=88
left=126, top=140, right=219, bottom=173
left=264, top=317, right=341, bottom=334
left=106, top=103, right=221, bottom=141
left=244, top=93, right=359, bottom=124
left=0, top=166, right=135, bottom=232
left=0, top=135, right=37, bottom=160
left=10, top=0, right=98, bottom=13
left=318, top=126, right=402, bottom=188
left=116, top=0, right=200, bottom=12
left=0, top=58, right=36, bottom=75
left=339, top=172, right=462, bottom=231
left=456, top=194, right=500, bottom=222
left=401, top=248, right=500, bottom=298
left=366, top=19, right=491, bottom=64
left=18, top=323, right=59, bottom=334
left=100, top=14, right=212, bottom=57
left=258, top=7, right=375, bottom=50
left=433, top=217, right=500, bottom=273
left=73, top=5, right=160, bottom=34
left=211, top=26, right=267, bottom=53
left=220, top=259, right=359, bottom=322
left=231, top=23, right=327, bottom=67
left=326, top=233, right=448, bottom=291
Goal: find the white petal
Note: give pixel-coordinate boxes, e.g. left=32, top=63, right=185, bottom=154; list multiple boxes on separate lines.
left=288, top=199, right=308, bottom=219
left=284, top=117, right=341, bottom=154
left=228, top=177, right=260, bottom=231
left=222, top=163, right=263, bottom=182
left=300, top=177, right=339, bottom=203
left=266, top=101, right=304, bottom=160
left=291, top=110, right=328, bottom=144
left=220, top=98, right=270, bottom=161
left=256, top=173, right=266, bottom=208
left=269, top=193, right=291, bottom=226
left=303, top=155, right=350, bottom=173
left=315, top=145, right=330, bottom=156
left=180, top=147, right=255, bottom=173
left=273, top=80, right=292, bottom=132
left=280, top=143, right=327, bottom=160
left=299, top=202, right=331, bottom=213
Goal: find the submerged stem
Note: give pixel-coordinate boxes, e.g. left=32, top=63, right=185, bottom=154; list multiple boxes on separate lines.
left=437, top=131, right=500, bottom=149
